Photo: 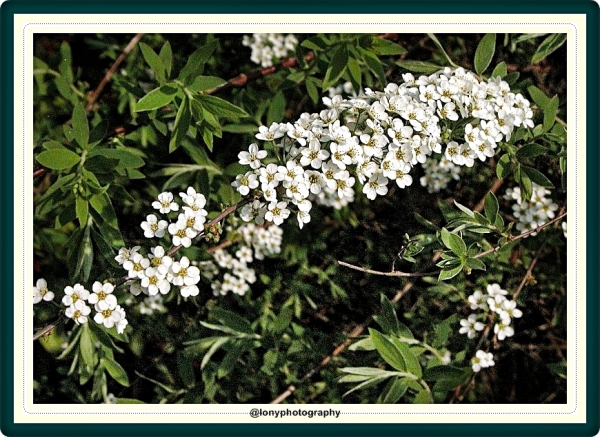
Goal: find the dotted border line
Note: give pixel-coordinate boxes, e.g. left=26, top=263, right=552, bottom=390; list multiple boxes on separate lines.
left=24, top=23, right=577, bottom=416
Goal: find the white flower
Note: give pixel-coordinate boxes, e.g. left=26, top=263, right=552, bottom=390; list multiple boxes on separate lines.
left=148, top=245, right=173, bottom=275
left=468, top=290, right=489, bottom=311
left=94, top=305, right=123, bottom=329
left=363, top=175, right=389, bottom=200
left=152, top=191, right=179, bottom=214
left=168, top=219, right=197, bottom=248
left=114, top=246, right=141, bottom=265
left=168, top=256, right=201, bottom=287
left=33, top=278, right=54, bottom=304
left=472, top=350, right=495, bottom=372
left=255, top=123, right=285, bottom=141
left=88, top=281, right=117, bottom=311
left=123, top=253, right=151, bottom=279
left=486, top=283, right=508, bottom=298
left=140, top=214, right=168, bottom=238
left=459, top=314, right=485, bottom=339
left=62, top=284, right=90, bottom=309
left=141, top=267, right=171, bottom=295
left=115, top=306, right=128, bottom=334
left=238, top=143, right=268, bottom=169
left=180, top=285, right=200, bottom=298
left=264, top=201, right=290, bottom=225
left=65, top=303, right=91, bottom=325
left=494, top=321, right=515, bottom=341
left=499, top=299, right=523, bottom=322
left=232, top=172, right=259, bottom=196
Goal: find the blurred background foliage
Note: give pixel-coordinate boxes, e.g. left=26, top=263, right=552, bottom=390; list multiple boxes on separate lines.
left=33, top=32, right=567, bottom=404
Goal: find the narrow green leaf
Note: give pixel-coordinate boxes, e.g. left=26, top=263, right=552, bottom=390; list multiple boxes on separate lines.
left=101, top=357, right=130, bottom=387
left=305, top=79, right=319, bottom=104
left=395, top=60, right=442, bottom=74
left=116, top=398, right=146, bottom=404
left=378, top=377, right=409, bottom=404
left=543, top=96, right=559, bottom=132
left=200, top=337, right=229, bottom=370
left=348, top=337, right=376, bottom=351
left=483, top=191, right=499, bottom=224
left=531, top=33, right=567, bottom=64
left=135, top=85, right=178, bottom=112
left=371, top=37, right=407, bottom=55
left=474, top=34, right=496, bottom=75
left=196, top=94, right=248, bottom=119
left=36, top=149, right=81, bottom=170
left=438, top=263, right=463, bottom=281
left=427, top=34, right=457, bottom=67
left=75, top=196, right=88, bottom=228
left=186, top=75, right=227, bottom=93
left=516, top=143, right=548, bottom=159
left=496, top=153, right=512, bottom=179
left=58, top=41, right=73, bottom=83
left=339, top=367, right=400, bottom=378
left=267, top=91, right=286, bottom=125
left=347, top=56, right=362, bottom=93
left=520, top=165, right=555, bottom=189
left=423, top=365, right=465, bottom=381
left=390, top=338, right=422, bottom=378
left=139, top=42, right=167, bottom=84
left=169, top=97, right=192, bottom=153
left=79, top=324, right=95, bottom=369
left=71, top=101, right=89, bottom=149
left=323, top=45, right=348, bottom=90
left=440, top=229, right=466, bottom=256
left=358, top=47, right=386, bottom=86
left=465, top=257, right=487, bottom=272
left=178, top=39, right=219, bottom=85
left=369, top=328, right=406, bottom=372
left=42, top=140, right=65, bottom=150
left=490, top=61, right=507, bottom=78
left=375, top=294, right=400, bottom=336
left=527, top=85, right=550, bottom=109
left=209, top=308, right=253, bottom=334
left=159, top=40, right=173, bottom=78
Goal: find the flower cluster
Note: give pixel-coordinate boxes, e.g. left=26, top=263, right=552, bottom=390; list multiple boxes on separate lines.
left=242, top=33, right=298, bottom=68
left=60, top=281, right=129, bottom=334
left=419, top=156, right=461, bottom=193
left=198, top=222, right=284, bottom=297
left=33, top=278, right=54, bottom=304
left=115, top=187, right=209, bottom=299
left=503, top=183, right=559, bottom=236
left=234, top=67, right=534, bottom=228
left=460, top=283, right=523, bottom=371
left=471, top=350, right=495, bottom=373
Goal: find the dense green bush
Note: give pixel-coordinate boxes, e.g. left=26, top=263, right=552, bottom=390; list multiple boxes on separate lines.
left=33, top=33, right=567, bottom=404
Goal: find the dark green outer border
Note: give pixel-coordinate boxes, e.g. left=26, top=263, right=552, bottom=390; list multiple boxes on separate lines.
left=2, top=0, right=598, bottom=436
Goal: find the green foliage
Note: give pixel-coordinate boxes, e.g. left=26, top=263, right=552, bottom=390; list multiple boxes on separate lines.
left=33, top=32, right=567, bottom=405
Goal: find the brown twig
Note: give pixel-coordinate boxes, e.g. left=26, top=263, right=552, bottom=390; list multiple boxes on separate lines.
left=85, top=33, right=144, bottom=113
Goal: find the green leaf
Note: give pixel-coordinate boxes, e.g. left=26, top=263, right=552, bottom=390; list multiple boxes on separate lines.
left=369, top=328, right=406, bottom=372
left=531, top=33, right=567, bottom=64
left=378, top=377, right=409, bottom=404
left=305, top=79, right=319, bottom=104
left=424, top=365, right=466, bottom=381
left=474, top=34, right=496, bottom=75
left=79, top=324, right=96, bottom=369
left=483, top=191, right=499, bottom=224
left=200, top=337, right=229, bottom=370
left=490, top=61, right=507, bottom=78
left=543, top=96, right=559, bottom=132
left=413, top=387, right=433, bottom=404
left=496, top=153, right=512, bottom=179
left=209, top=308, right=253, bottom=334
left=71, top=101, right=89, bottom=149
left=267, top=90, right=286, bottom=125
left=101, top=357, right=130, bottom=387
left=520, top=165, right=555, bottom=189
left=375, top=294, right=400, bottom=336
left=348, top=337, right=376, bottom=351
left=159, top=40, right=173, bottom=78
left=438, top=262, right=463, bottom=281
left=186, top=75, right=227, bottom=93
left=75, top=196, right=88, bottom=228
left=139, top=42, right=167, bottom=84
left=196, top=94, right=248, bottom=119
left=83, top=155, right=120, bottom=174
left=178, top=39, right=219, bottom=85
left=73, top=225, right=93, bottom=282
left=358, top=47, right=386, bottom=86
left=396, top=60, right=442, bottom=75
left=36, top=149, right=80, bottom=170
left=272, top=306, right=294, bottom=334
left=116, top=398, right=146, bottom=404
left=169, top=97, right=192, bottom=153
left=58, top=41, right=73, bottom=83
left=427, top=33, right=457, bottom=67
left=135, top=84, right=178, bottom=112
left=347, top=56, right=362, bottom=93
left=323, top=44, right=348, bottom=90
left=390, top=338, right=422, bottom=378
left=339, top=367, right=400, bottom=377
left=527, top=85, right=550, bottom=108
left=371, top=37, right=406, bottom=55
left=465, top=257, right=486, bottom=272
left=440, top=228, right=466, bottom=256
left=516, top=143, right=548, bottom=159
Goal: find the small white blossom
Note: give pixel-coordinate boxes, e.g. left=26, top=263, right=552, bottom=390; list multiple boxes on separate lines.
left=33, top=278, right=54, bottom=304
